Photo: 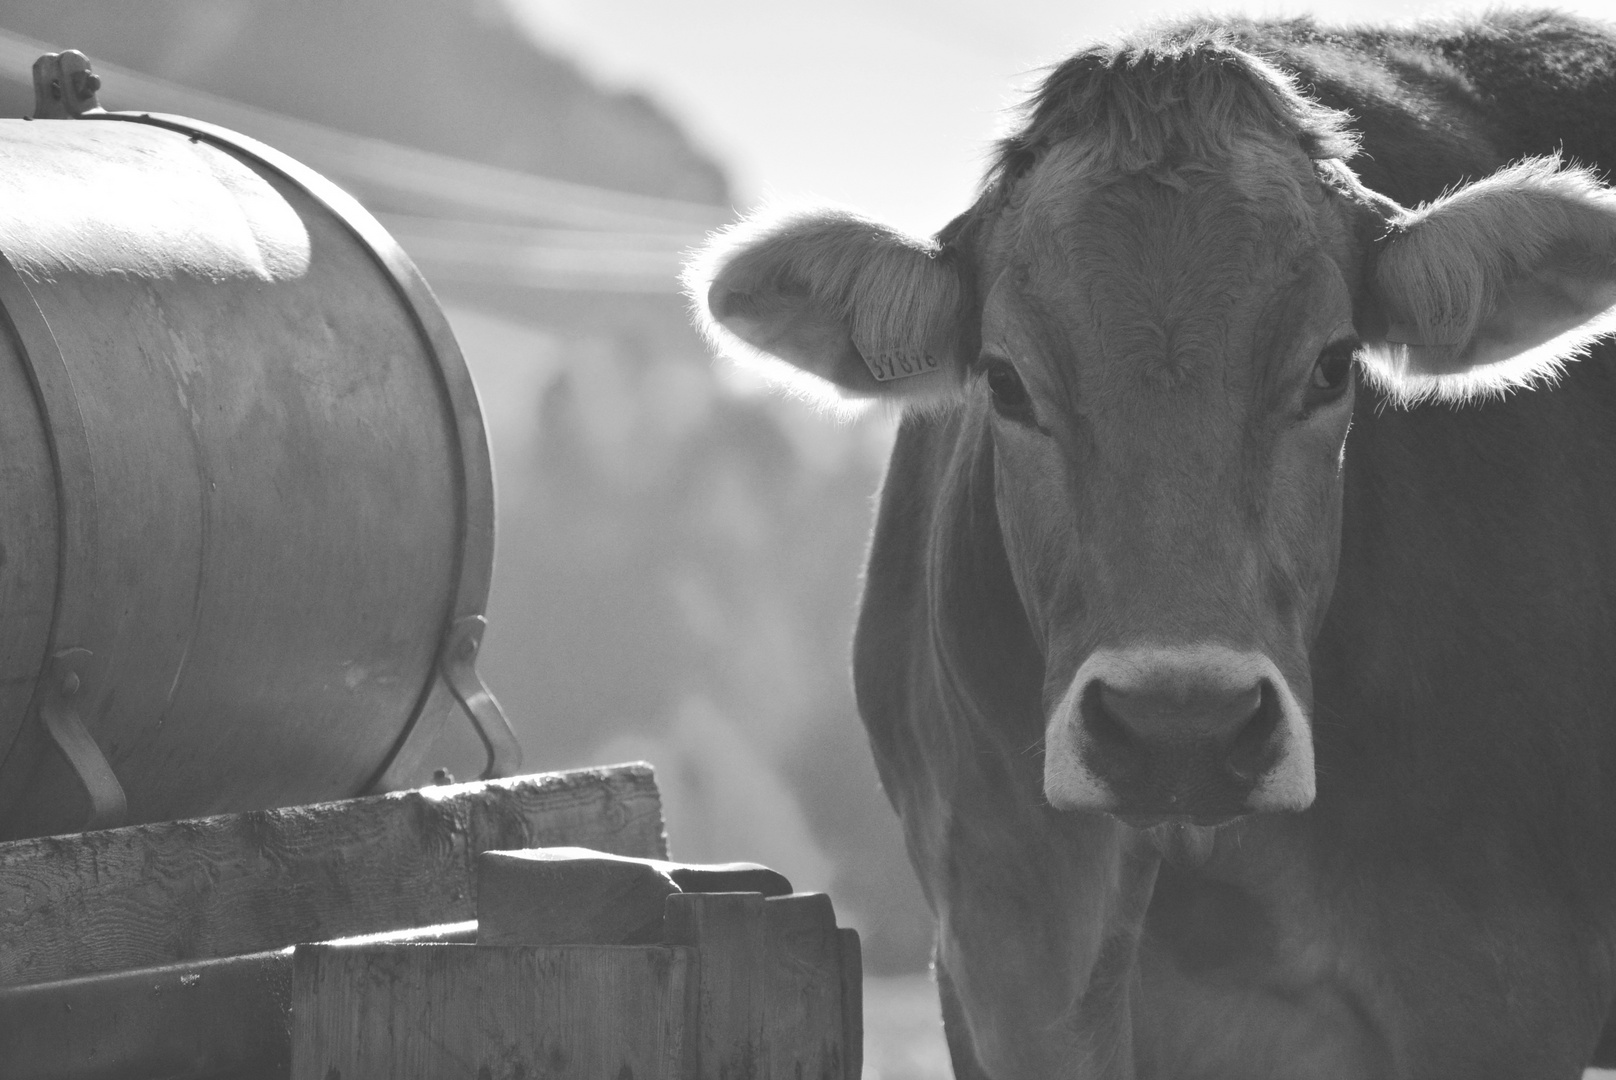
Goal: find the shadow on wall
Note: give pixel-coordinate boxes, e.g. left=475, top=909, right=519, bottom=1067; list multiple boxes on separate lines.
left=434, top=301, right=937, bottom=974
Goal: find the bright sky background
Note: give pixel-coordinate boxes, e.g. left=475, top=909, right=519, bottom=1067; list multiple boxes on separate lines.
left=505, top=0, right=1616, bottom=236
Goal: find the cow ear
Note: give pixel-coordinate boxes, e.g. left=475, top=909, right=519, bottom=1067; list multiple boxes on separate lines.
left=1363, top=158, right=1616, bottom=403
left=685, top=209, right=968, bottom=409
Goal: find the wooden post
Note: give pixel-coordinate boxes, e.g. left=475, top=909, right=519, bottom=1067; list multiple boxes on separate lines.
left=839, top=928, right=864, bottom=1080
left=764, top=893, right=850, bottom=1080
left=664, top=891, right=767, bottom=1080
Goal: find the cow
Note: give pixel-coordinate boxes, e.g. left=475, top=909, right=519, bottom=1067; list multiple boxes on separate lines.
left=687, top=11, right=1616, bottom=1078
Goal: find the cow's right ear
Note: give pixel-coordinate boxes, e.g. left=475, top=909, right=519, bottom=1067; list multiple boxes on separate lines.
left=1362, top=157, right=1616, bottom=404
left=685, top=209, right=968, bottom=408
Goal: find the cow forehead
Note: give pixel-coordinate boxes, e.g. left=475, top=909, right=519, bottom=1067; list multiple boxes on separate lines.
left=978, top=136, right=1355, bottom=401
left=990, top=127, right=1337, bottom=265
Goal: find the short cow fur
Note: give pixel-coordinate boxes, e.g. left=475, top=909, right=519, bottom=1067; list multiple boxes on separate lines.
left=692, top=12, right=1616, bottom=1078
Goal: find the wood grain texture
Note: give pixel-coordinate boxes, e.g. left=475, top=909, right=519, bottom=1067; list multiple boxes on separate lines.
left=0, top=922, right=476, bottom=1080
left=478, top=847, right=680, bottom=946
left=290, top=942, right=693, bottom=1080
left=477, top=846, right=795, bottom=947
left=838, top=928, right=864, bottom=1080
left=665, top=891, right=767, bottom=1080
left=0, top=764, right=666, bottom=987
left=765, top=893, right=848, bottom=1080
left=0, top=948, right=293, bottom=1080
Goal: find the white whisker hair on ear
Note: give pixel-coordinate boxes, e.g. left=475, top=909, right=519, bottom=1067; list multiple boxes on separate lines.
left=1357, top=334, right=1582, bottom=407
left=1369, top=155, right=1616, bottom=404
left=683, top=199, right=968, bottom=410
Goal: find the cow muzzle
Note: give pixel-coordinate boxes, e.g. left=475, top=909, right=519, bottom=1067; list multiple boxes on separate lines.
left=1044, top=645, right=1315, bottom=820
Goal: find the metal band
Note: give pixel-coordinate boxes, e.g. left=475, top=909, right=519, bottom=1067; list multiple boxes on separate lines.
left=88, top=111, right=508, bottom=789
left=0, top=249, right=124, bottom=829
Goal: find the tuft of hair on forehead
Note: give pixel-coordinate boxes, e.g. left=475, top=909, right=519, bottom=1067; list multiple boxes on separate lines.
left=986, top=26, right=1358, bottom=195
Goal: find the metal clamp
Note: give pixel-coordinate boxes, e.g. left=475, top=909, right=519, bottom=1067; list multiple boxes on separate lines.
left=32, top=51, right=104, bottom=119
left=439, top=616, right=522, bottom=780
left=37, top=648, right=127, bottom=830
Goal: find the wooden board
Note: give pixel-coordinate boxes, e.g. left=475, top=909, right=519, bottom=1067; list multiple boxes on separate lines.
left=664, top=891, right=767, bottom=1079
left=476, top=846, right=794, bottom=947
left=0, top=764, right=665, bottom=986
left=0, top=922, right=475, bottom=1080
left=477, top=846, right=681, bottom=946
left=766, top=893, right=850, bottom=1080
left=290, top=942, right=695, bottom=1080
left=838, top=928, right=864, bottom=1080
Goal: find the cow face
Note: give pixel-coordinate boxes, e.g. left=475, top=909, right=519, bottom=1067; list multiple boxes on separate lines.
left=689, top=61, right=1616, bottom=826
left=978, top=134, right=1355, bottom=823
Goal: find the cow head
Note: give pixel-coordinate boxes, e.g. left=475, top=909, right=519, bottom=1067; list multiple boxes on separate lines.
left=686, top=43, right=1616, bottom=827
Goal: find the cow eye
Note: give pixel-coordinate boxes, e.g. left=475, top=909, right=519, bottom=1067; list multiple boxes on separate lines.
left=1307, top=339, right=1357, bottom=406
left=985, top=360, right=1031, bottom=413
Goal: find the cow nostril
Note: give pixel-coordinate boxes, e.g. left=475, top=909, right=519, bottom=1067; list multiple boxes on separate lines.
left=1225, top=680, right=1282, bottom=782
left=1082, top=679, right=1133, bottom=751
left=1079, top=679, right=1148, bottom=785
left=1080, top=673, right=1283, bottom=785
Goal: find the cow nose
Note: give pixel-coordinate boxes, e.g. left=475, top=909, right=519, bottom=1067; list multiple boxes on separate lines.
left=1082, top=675, right=1283, bottom=794
left=1044, top=645, right=1315, bottom=817
left=1096, top=680, right=1265, bottom=763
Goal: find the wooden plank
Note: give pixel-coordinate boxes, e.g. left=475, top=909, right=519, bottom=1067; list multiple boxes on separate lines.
left=765, top=893, right=849, bottom=1080
left=663, top=861, right=793, bottom=897
left=0, top=922, right=475, bottom=1080
left=665, top=891, right=766, bottom=1080
left=1, top=948, right=291, bottom=1080
left=0, top=764, right=665, bottom=986
left=478, top=846, right=680, bottom=946
left=477, top=846, right=794, bottom=947
left=839, top=928, right=864, bottom=1080
left=290, top=942, right=693, bottom=1080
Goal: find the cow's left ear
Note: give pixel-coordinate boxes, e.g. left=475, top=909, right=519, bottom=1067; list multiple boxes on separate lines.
left=684, top=208, right=969, bottom=410
left=1364, top=157, right=1616, bottom=403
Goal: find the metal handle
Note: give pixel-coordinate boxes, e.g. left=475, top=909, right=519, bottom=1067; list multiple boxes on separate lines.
left=37, top=648, right=128, bottom=830
left=438, top=616, right=522, bottom=780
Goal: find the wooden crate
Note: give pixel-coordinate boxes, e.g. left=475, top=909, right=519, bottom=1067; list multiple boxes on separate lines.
left=291, top=848, right=862, bottom=1080
left=0, top=769, right=865, bottom=1080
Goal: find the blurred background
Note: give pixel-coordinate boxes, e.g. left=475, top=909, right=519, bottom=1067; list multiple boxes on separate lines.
left=4, top=1, right=1616, bottom=1073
